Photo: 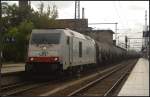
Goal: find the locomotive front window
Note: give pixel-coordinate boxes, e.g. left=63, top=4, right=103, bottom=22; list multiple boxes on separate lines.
left=31, top=33, right=60, bottom=44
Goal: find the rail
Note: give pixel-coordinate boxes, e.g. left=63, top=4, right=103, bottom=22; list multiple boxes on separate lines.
left=67, top=59, right=137, bottom=96
left=67, top=64, right=125, bottom=96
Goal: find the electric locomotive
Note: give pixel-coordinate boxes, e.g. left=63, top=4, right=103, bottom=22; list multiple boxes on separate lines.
left=25, top=28, right=96, bottom=74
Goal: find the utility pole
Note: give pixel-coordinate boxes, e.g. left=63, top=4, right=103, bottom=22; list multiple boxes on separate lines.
left=144, top=10, right=149, bottom=58
left=19, top=0, right=30, bottom=22
left=19, top=0, right=29, bottom=8
left=0, top=0, right=2, bottom=94
left=125, top=35, right=128, bottom=50
left=115, top=22, right=118, bottom=41
left=82, top=8, right=85, bottom=19
left=145, top=10, right=147, bottom=31
left=0, top=0, right=1, bottom=19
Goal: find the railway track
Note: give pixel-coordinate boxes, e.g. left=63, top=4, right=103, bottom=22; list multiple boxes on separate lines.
left=2, top=59, right=138, bottom=96
left=67, top=59, right=137, bottom=96
left=1, top=71, right=25, bottom=86
left=1, top=71, right=51, bottom=96
left=46, top=59, right=137, bottom=96
left=38, top=59, right=137, bottom=96
left=1, top=81, right=50, bottom=96
left=13, top=64, right=120, bottom=96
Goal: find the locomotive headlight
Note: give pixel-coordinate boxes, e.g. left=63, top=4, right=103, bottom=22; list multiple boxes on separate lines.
left=43, top=47, right=47, bottom=50
left=54, top=57, right=58, bottom=61
left=30, top=57, right=34, bottom=61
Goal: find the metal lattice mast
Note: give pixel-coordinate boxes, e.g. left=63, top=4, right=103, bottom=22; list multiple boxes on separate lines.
left=145, top=10, right=147, bottom=31
left=75, top=1, right=80, bottom=19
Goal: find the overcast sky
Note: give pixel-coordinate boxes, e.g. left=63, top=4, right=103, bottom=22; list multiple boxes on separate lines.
left=3, top=1, right=149, bottom=51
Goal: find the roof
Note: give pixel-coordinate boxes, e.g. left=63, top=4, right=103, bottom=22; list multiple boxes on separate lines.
left=32, top=28, right=93, bottom=41
left=90, top=30, right=115, bottom=34
left=65, top=29, right=93, bottom=40
left=115, top=45, right=127, bottom=51
left=55, top=19, right=88, bottom=21
left=32, top=29, right=65, bottom=34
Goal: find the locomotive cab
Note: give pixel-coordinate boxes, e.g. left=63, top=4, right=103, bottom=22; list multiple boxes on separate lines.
left=26, top=30, right=63, bottom=74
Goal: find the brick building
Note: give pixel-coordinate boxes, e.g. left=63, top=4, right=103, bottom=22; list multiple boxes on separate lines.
left=51, top=19, right=89, bottom=32
left=83, top=30, right=114, bottom=45
left=52, top=19, right=114, bottom=44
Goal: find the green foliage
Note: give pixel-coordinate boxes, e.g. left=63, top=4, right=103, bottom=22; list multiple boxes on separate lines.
left=18, top=20, right=34, bottom=35
left=6, top=27, right=18, bottom=36
left=3, top=21, right=34, bottom=62
left=1, top=2, right=61, bottom=62
left=31, top=2, right=58, bottom=28
left=3, top=27, right=19, bottom=61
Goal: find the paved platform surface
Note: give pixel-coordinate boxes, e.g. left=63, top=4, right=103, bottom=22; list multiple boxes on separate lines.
left=118, top=58, right=149, bottom=96
left=1, top=63, right=25, bottom=74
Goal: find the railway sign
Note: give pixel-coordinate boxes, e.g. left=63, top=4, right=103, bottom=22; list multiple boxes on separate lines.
left=4, top=36, right=16, bottom=43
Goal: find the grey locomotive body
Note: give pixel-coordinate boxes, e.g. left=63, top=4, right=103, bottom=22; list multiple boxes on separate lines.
left=26, top=29, right=96, bottom=73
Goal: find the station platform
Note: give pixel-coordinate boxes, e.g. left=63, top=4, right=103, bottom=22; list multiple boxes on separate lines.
left=118, top=58, right=149, bottom=96
left=1, top=63, right=25, bottom=74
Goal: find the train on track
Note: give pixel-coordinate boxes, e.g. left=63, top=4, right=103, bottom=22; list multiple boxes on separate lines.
left=25, top=28, right=140, bottom=74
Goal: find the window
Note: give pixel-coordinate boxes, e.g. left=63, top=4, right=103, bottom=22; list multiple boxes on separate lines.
left=31, top=33, right=60, bottom=44
left=79, top=42, right=82, bottom=57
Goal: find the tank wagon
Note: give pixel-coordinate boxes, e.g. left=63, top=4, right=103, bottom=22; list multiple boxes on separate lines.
left=25, top=28, right=139, bottom=74
left=95, top=41, right=126, bottom=64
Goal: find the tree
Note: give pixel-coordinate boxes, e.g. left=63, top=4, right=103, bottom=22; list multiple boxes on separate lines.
left=3, top=21, right=33, bottom=62
left=18, top=2, right=33, bottom=22
left=1, top=2, right=60, bottom=62
left=31, top=2, right=58, bottom=28
left=16, top=20, right=33, bottom=61
left=1, top=2, right=34, bottom=30
left=50, top=5, right=58, bottom=19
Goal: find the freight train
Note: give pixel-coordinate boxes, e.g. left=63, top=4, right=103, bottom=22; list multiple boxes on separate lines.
left=25, top=28, right=139, bottom=74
